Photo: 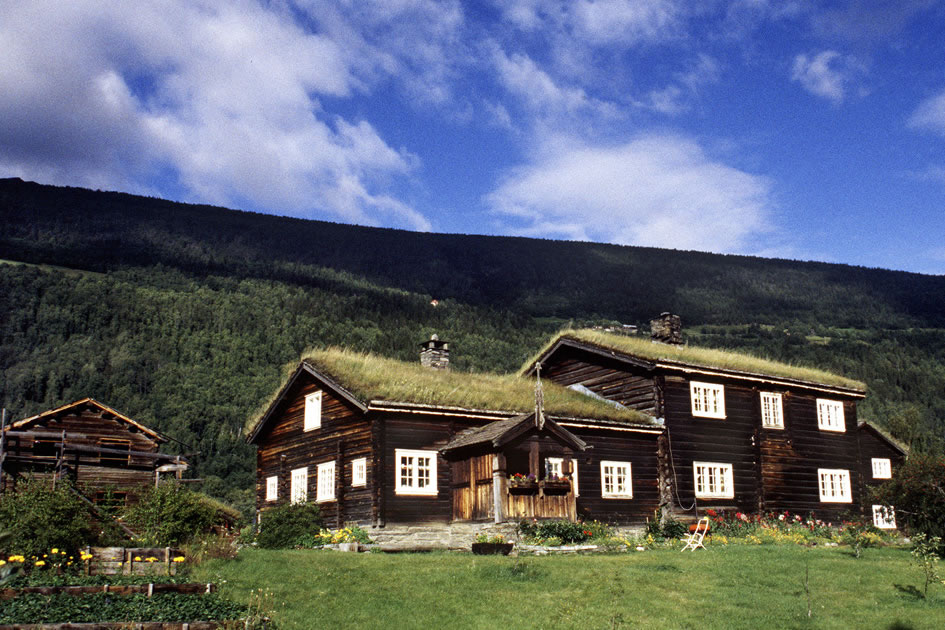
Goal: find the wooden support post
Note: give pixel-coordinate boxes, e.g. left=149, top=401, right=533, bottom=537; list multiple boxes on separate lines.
left=492, top=453, right=507, bottom=524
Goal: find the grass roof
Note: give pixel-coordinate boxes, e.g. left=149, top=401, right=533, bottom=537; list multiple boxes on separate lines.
left=522, top=329, right=866, bottom=392
left=246, top=347, right=653, bottom=436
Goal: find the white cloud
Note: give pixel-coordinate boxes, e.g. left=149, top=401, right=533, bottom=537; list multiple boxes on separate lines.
left=0, top=0, right=431, bottom=230
left=908, top=90, right=945, bottom=137
left=486, top=135, right=774, bottom=253
left=791, top=50, right=866, bottom=105
left=644, top=54, right=720, bottom=115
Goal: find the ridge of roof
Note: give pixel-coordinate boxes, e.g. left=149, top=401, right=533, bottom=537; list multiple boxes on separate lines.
left=8, top=398, right=168, bottom=442
left=521, top=329, right=866, bottom=394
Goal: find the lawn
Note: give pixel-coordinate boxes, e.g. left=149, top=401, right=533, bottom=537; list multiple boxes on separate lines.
left=196, top=545, right=945, bottom=629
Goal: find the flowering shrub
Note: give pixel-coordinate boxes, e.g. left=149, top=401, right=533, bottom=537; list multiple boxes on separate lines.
left=518, top=519, right=615, bottom=545
left=701, top=509, right=894, bottom=548
left=509, top=473, right=536, bottom=483
left=475, top=533, right=507, bottom=544
left=302, top=525, right=374, bottom=547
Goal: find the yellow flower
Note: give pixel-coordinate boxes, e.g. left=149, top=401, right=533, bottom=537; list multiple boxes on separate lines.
left=134, top=556, right=142, bottom=561
left=146, top=557, right=158, bottom=563
left=51, top=548, right=59, bottom=554
left=34, top=560, right=45, bottom=567
left=0, top=560, right=6, bottom=567
left=172, top=556, right=186, bottom=563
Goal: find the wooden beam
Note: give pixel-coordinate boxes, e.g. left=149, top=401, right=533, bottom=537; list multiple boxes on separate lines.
left=492, top=453, right=506, bottom=524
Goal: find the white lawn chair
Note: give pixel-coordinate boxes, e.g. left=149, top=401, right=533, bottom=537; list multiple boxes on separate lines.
left=680, top=517, right=710, bottom=552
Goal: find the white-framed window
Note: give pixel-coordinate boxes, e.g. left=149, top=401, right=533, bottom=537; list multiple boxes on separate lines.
left=545, top=457, right=563, bottom=478
left=304, top=391, right=322, bottom=431
left=693, top=462, right=734, bottom=499
left=872, top=504, right=897, bottom=529
left=760, top=392, right=784, bottom=429
left=816, top=399, right=845, bottom=432
left=571, top=459, right=580, bottom=497
left=290, top=467, right=308, bottom=504
left=395, top=449, right=437, bottom=495
left=871, top=458, right=892, bottom=479
left=690, top=382, right=726, bottom=419
left=352, top=458, right=367, bottom=487
left=818, top=468, right=852, bottom=502
left=317, top=461, right=335, bottom=502
left=265, top=475, right=278, bottom=502
left=600, top=461, right=633, bottom=498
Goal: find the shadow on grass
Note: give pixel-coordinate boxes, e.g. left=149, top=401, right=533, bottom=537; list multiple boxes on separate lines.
left=892, top=583, right=925, bottom=600
left=886, top=621, right=916, bottom=630
left=476, top=558, right=545, bottom=582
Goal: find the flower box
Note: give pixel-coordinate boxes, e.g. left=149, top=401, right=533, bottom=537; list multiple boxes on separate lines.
left=508, top=479, right=539, bottom=494
left=540, top=480, right=571, bottom=495
left=471, top=542, right=514, bottom=555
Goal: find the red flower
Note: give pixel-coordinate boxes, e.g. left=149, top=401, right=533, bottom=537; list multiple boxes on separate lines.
left=706, top=509, right=717, bottom=517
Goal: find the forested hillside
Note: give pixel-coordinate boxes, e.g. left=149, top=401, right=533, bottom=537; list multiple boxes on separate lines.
left=1, top=178, right=942, bottom=517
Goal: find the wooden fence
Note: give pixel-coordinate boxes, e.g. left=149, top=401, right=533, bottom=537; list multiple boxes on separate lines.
left=84, top=547, right=185, bottom=576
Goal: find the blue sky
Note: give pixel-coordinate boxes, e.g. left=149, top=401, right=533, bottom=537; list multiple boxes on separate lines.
left=2, top=1, right=944, bottom=274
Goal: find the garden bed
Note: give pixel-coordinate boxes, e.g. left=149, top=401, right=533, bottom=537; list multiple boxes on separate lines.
left=0, top=583, right=216, bottom=600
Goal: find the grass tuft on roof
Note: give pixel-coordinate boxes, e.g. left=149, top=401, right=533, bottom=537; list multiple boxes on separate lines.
left=246, top=347, right=652, bottom=436
left=521, top=329, right=866, bottom=392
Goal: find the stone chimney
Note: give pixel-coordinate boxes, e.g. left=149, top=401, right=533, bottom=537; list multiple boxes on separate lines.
left=650, top=312, right=682, bottom=345
left=419, top=334, right=450, bottom=370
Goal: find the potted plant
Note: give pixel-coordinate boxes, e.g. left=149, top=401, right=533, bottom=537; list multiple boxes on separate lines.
left=471, top=533, right=514, bottom=555
left=508, top=473, right=538, bottom=494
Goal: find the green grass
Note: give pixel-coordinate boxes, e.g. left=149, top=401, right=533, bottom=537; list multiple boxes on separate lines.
left=523, top=329, right=866, bottom=391
left=197, top=546, right=944, bottom=629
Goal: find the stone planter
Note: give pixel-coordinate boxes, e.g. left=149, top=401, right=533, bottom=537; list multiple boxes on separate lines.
left=471, top=542, right=514, bottom=555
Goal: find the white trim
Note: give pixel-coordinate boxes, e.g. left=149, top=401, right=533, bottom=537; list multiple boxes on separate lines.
left=571, top=458, right=579, bottom=497
left=395, top=449, right=438, bottom=496
left=872, top=504, right=896, bottom=529
left=600, top=461, right=633, bottom=498
left=817, top=468, right=852, bottom=503
left=316, top=461, right=335, bottom=502
left=290, top=467, right=308, bottom=504
left=304, top=391, right=322, bottom=431
left=816, top=399, right=845, bottom=432
left=545, top=457, right=563, bottom=478
left=690, top=382, right=726, bottom=419
left=693, top=462, right=734, bottom=499
left=760, top=392, right=784, bottom=429
left=352, top=457, right=367, bottom=487
left=871, top=458, right=892, bottom=479
left=265, top=475, right=278, bottom=502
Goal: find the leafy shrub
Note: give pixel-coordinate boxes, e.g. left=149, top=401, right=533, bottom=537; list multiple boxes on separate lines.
left=518, top=519, right=590, bottom=544
left=644, top=510, right=687, bottom=540
left=0, top=592, right=248, bottom=624
left=298, top=524, right=374, bottom=547
left=0, top=479, right=94, bottom=557
left=256, top=502, right=323, bottom=549
left=124, top=481, right=217, bottom=546
left=874, top=454, right=945, bottom=549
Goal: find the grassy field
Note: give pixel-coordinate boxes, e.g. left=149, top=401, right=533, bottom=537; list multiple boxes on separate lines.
left=196, top=546, right=945, bottom=629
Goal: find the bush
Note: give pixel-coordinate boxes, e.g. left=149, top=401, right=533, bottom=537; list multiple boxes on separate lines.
left=124, top=481, right=217, bottom=546
left=873, top=454, right=945, bottom=549
left=256, top=502, right=324, bottom=549
left=644, top=510, right=687, bottom=540
left=518, top=519, right=592, bottom=544
left=0, top=478, right=94, bottom=558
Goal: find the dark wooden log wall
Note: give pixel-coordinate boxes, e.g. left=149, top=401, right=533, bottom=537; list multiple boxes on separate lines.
left=568, top=427, right=661, bottom=526
left=760, top=394, right=861, bottom=521
left=544, top=347, right=658, bottom=414
left=2, top=407, right=161, bottom=497
left=254, top=379, right=372, bottom=527
left=857, top=426, right=906, bottom=508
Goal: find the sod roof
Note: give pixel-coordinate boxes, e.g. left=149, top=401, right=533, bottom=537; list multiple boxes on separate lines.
left=246, top=347, right=653, bottom=437
left=521, top=329, right=866, bottom=393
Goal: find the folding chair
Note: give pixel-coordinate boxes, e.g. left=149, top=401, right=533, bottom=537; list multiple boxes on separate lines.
left=680, top=516, right=710, bottom=552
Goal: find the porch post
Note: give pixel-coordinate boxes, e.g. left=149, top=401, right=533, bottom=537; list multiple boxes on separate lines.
left=492, top=453, right=507, bottom=524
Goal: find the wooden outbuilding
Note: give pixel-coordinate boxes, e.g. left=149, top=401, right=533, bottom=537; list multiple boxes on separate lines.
left=0, top=398, right=186, bottom=505
left=857, top=421, right=908, bottom=528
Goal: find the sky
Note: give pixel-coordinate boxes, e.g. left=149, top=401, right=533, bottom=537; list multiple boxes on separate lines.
left=1, top=1, right=944, bottom=275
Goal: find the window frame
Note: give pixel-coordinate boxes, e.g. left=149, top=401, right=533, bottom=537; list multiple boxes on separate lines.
left=690, top=381, right=726, bottom=419
left=290, top=467, right=308, bottom=504
left=600, top=460, right=633, bottom=498
left=817, top=468, right=852, bottom=503
left=872, top=504, right=896, bottom=529
left=395, top=449, right=438, bottom=496
left=352, top=457, right=367, bottom=487
left=303, top=391, right=322, bottom=432
left=760, top=392, right=784, bottom=429
left=545, top=457, right=563, bottom=479
left=265, top=475, right=278, bottom=502
left=871, top=458, right=892, bottom=479
left=316, top=461, right=335, bottom=503
left=816, top=399, right=845, bottom=432
left=693, top=461, right=734, bottom=499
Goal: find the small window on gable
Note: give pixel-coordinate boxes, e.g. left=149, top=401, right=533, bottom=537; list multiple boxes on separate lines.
left=872, top=505, right=896, bottom=529
left=266, top=475, right=278, bottom=502
left=871, top=458, right=892, bottom=479
left=304, top=391, right=322, bottom=431
left=690, top=382, right=726, bottom=419
left=760, top=392, right=784, bottom=429
left=352, top=458, right=367, bottom=487
left=600, top=461, right=633, bottom=498
left=693, top=462, right=734, bottom=499
left=317, top=461, right=335, bottom=502
left=290, top=467, right=308, bottom=504
left=395, top=449, right=437, bottom=496
left=100, top=438, right=132, bottom=465
left=818, top=468, right=852, bottom=502
left=816, top=399, right=845, bottom=432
